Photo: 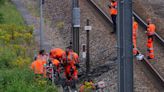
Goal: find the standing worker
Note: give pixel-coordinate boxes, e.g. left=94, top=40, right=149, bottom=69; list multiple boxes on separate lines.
left=108, top=0, right=118, bottom=34
left=146, top=18, right=156, bottom=59
left=133, top=17, right=139, bottom=55
left=62, top=47, right=79, bottom=80
left=61, top=46, right=80, bottom=91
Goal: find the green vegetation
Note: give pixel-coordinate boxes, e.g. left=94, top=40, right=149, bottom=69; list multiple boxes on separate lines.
left=0, top=0, right=24, bottom=25
left=0, top=68, right=58, bottom=92
left=0, top=1, right=58, bottom=92
left=0, top=24, right=34, bottom=68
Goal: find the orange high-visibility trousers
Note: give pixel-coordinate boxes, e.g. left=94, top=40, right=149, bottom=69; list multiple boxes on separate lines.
left=147, top=37, right=154, bottom=59
left=148, top=49, right=154, bottom=59
left=133, top=21, right=138, bottom=55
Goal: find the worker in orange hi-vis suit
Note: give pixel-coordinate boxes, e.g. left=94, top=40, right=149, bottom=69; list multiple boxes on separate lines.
left=109, top=0, right=117, bottom=34
left=146, top=18, right=156, bottom=59
left=62, top=47, right=80, bottom=81
left=36, top=50, right=48, bottom=77
left=49, top=48, right=65, bottom=61
left=132, top=17, right=139, bottom=55
left=31, top=59, right=45, bottom=78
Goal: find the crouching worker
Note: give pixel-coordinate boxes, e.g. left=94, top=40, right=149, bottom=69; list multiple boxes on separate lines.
left=46, top=58, right=61, bottom=85
left=31, top=59, right=45, bottom=79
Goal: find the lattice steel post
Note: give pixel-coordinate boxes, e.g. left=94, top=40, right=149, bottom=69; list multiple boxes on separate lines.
left=117, top=0, right=133, bottom=92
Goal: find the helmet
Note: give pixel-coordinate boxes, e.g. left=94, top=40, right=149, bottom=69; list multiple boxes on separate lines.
left=147, top=17, right=152, bottom=24
left=136, top=54, right=144, bottom=61
left=39, top=49, right=45, bottom=55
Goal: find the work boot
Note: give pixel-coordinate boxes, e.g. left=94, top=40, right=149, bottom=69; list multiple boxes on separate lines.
left=147, top=56, right=153, bottom=59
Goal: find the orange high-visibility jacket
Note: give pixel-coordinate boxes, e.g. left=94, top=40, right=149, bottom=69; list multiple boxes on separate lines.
left=31, top=60, right=44, bottom=74
left=62, top=52, right=78, bottom=77
left=62, top=52, right=79, bottom=65
left=50, top=48, right=65, bottom=59
left=147, top=24, right=156, bottom=36
left=110, top=1, right=118, bottom=15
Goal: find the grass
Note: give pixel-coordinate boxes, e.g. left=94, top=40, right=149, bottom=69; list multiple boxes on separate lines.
left=0, top=1, right=24, bottom=25
left=0, top=68, right=58, bottom=92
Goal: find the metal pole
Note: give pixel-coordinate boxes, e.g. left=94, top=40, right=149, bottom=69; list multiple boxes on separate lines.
left=117, top=0, right=133, bottom=92
left=72, top=0, right=80, bottom=55
left=86, top=19, right=90, bottom=78
left=40, top=0, right=44, bottom=50
left=117, top=0, right=124, bottom=92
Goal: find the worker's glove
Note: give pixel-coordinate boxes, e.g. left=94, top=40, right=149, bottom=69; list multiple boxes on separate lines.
left=74, top=63, right=80, bottom=69
left=60, top=63, right=65, bottom=67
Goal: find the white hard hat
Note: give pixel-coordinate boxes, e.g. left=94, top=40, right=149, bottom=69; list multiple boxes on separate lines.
left=136, top=54, right=144, bottom=61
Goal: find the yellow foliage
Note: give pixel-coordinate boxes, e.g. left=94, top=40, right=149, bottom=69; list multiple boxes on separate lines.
left=35, top=78, right=47, bottom=87
left=11, top=57, right=31, bottom=68
left=56, top=21, right=64, bottom=30
left=0, top=24, right=33, bottom=45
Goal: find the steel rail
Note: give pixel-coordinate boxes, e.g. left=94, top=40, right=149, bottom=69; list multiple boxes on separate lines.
left=87, top=0, right=164, bottom=87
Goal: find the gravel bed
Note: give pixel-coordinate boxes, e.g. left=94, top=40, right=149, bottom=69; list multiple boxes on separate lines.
left=134, top=59, right=159, bottom=92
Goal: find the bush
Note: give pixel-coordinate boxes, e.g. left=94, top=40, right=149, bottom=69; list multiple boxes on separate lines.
left=0, top=24, right=34, bottom=69
left=0, top=48, right=17, bottom=68
left=11, top=56, right=31, bottom=68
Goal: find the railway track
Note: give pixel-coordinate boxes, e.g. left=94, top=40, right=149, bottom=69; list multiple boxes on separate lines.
left=87, top=0, right=164, bottom=89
